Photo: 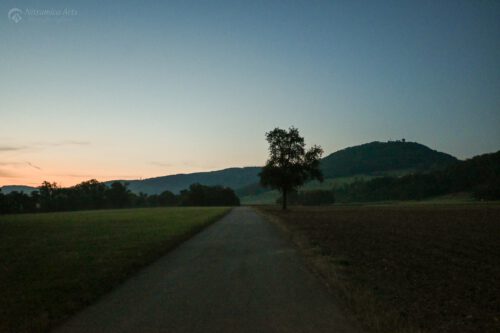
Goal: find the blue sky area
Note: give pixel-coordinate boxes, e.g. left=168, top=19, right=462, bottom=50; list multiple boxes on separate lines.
left=1, top=0, right=499, bottom=185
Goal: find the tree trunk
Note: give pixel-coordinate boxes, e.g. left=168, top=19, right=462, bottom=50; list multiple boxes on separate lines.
left=282, top=189, right=287, bottom=210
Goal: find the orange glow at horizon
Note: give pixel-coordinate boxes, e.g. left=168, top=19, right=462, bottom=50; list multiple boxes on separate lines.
left=0, top=162, right=262, bottom=188
left=0, top=134, right=268, bottom=188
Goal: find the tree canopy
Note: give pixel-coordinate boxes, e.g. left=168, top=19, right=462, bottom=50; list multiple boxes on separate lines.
left=0, top=180, right=239, bottom=214
left=260, top=127, right=323, bottom=209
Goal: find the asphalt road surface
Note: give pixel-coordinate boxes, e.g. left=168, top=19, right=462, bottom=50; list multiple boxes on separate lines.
left=53, top=207, right=360, bottom=333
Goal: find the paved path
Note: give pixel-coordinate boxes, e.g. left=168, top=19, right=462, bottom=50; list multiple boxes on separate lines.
left=54, top=207, right=359, bottom=333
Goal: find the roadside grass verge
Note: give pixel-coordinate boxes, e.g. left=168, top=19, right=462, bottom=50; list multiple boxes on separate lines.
left=257, top=204, right=500, bottom=333
left=0, top=207, right=230, bottom=333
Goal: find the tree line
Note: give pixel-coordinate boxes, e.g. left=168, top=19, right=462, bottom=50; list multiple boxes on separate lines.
left=0, top=181, right=239, bottom=214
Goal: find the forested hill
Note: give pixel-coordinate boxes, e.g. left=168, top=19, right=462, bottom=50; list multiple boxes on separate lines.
left=0, top=185, right=37, bottom=194
left=320, top=140, right=458, bottom=178
left=335, top=149, right=500, bottom=201
left=109, top=167, right=262, bottom=194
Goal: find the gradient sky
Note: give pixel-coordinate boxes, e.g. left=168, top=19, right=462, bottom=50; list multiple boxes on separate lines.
left=1, top=0, right=499, bottom=186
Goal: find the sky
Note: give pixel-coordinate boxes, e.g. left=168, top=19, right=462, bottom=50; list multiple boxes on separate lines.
left=1, top=0, right=499, bottom=186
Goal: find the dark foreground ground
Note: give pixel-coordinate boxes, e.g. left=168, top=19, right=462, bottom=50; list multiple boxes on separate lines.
left=259, top=204, right=500, bottom=333
left=53, top=207, right=359, bottom=333
left=0, top=207, right=229, bottom=333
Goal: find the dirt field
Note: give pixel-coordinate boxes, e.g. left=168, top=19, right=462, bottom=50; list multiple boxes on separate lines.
left=259, top=204, right=500, bottom=333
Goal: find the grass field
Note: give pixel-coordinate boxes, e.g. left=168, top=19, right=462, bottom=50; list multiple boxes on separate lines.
left=258, top=204, right=500, bottom=333
left=0, top=207, right=230, bottom=333
left=240, top=175, right=377, bottom=204
left=240, top=170, right=415, bottom=205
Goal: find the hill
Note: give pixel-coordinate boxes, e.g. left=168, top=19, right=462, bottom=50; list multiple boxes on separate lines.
left=320, top=140, right=458, bottom=178
left=0, top=185, right=37, bottom=194
left=131, top=140, right=444, bottom=195
left=237, top=141, right=458, bottom=200
left=109, top=167, right=262, bottom=195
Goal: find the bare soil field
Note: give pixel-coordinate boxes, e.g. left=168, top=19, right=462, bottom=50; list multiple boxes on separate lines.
left=258, top=204, right=500, bottom=333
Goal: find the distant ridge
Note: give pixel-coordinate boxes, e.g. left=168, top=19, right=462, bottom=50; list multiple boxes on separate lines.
left=0, top=185, right=37, bottom=194
left=107, top=167, right=262, bottom=195
left=117, top=140, right=458, bottom=195
left=1, top=141, right=460, bottom=196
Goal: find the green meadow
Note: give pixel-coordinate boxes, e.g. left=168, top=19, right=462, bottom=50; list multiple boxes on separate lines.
left=0, top=207, right=230, bottom=333
left=240, top=174, right=386, bottom=204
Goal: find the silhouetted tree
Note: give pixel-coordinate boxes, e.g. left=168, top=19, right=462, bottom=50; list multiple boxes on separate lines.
left=158, top=190, right=178, bottom=206
left=0, top=190, right=37, bottom=213
left=105, top=182, right=131, bottom=208
left=179, top=183, right=240, bottom=206
left=38, top=181, right=59, bottom=212
left=260, top=127, right=323, bottom=209
left=73, top=179, right=107, bottom=210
